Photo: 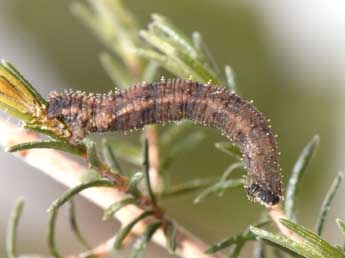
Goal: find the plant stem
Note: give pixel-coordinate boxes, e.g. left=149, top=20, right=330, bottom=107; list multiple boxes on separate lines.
left=0, top=118, right=222, bottom=258
left=145, top=126, right=164, bottom=191
left=143, top=138, right=157, bottom=207
left=268, top=205, right=301, bottom=242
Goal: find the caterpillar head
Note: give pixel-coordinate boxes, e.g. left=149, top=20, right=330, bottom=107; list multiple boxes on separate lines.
left=47, top=91, right=69, bottom=119
left=246, top=183, right=281, bottom=207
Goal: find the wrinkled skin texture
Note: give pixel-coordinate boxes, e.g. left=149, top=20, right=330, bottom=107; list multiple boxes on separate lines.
left=48, top=79, right=283, bottom=206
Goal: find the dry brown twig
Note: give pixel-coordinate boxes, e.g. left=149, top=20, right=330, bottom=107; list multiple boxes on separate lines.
left=0, top=117, right=301, bottom=258
left=0, top=117, right=223, bottom=258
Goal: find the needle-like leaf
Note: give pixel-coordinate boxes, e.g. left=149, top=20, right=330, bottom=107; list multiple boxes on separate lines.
left=280, top=218, right=344, bottom=258
left=7, top=141, right=85, bottom=156
left=48, top=180, right=115, bottom=258
left=68, top=199, right=91, bottom=249
left=315, top=171, right=344, bottom=235
left=130, top=221, right=162, bottom=258
left=164, top=221, right=177, bottom=254
left=206, top=220, right=270, bottom=254
left=336, top=219, right=345, bottom=237
left=101, top=138, right=123, bottom=175
left=127, top=172, right=144, bottom=196
left=6, top=198, right=25, bottom=258
left=285, top=135, right=320, bottom=220
left=143, top=138, right=157, bottom=205
left=160, top=177, right=216, bottom=199
left=103, top=198, right=136, bottom=220
left=114, top=210, right=154, bottom=249
left=224, top=65, right=237, bottom=92
left=214, top=142, right=242, bottom=160
left=84, top=139, right=101, bottom=168
left=194, top=178, right=244, bottom=204
left=99, top=52, right=131, bottom=89
left=250, top=226, right=324, bottom=258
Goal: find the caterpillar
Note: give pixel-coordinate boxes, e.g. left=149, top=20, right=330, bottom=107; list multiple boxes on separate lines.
left=47, top=79, right=282, bottom=207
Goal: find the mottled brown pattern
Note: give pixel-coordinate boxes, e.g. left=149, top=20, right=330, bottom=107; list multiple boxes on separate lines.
left=47, top=79, right=282, bottom=206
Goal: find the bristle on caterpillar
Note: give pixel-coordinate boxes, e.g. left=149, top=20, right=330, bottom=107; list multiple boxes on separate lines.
left=47, top=79, right=283, bottom=206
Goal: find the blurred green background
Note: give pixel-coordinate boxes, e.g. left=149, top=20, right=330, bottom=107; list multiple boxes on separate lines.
left=0, top=1, right=344, bottom=257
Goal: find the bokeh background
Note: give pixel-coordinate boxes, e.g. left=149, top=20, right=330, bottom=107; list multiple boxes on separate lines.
left=0, top=1, right=345, bottom=257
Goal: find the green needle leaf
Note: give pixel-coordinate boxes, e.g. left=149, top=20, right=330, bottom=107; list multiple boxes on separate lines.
left=130, top=221, right=162, bottom=258
left=68, top=199, right=91, bottom=249
left=164, top=221, right=177, bottom=254
left=250, top=226, right=324, bottom=258
left=224, top=65, right=237, bottom=92
left=336, top=219, right=345, bottom=237
left=285, top=135, right=320, bottom=220
left=127, top=172, right=144, bottom=196
left=103, top=198, right=136, bottom=220
left=114, top=210, right=154, bottom=249
left=150, top=14, right=200, bottom=59
left=214, top=142, right=242, bottom=160
left=192, top=31, right=221, bottom=79
left=206, top=220, right=270, bottom=254
left=1, top=60, right=47, bottom=105
left=160, top=177, right=216, bottom=199
left=48, top=180, right=115, bottom=258
left=84, top=139, right=100, bottom=168
left=99, top=52, right=131, bottom=89
left=6, top=141, right=85, bottom=156
left=139, top=14, right=222, bottom=84
left=280, top=218, right=344, bottom=258
left=101, top=138, right=123, bottom=175
left=143, top=138, right=157, bottom=205
left=315, top=171, right=344, bottom=236
left=194, top=178, right=244, bottom=204
left=142, top=61, right=159, bottom=83
left=6, top=198, right=25, bottom=258
left=48, top=179, right=115, bottom=213
left=136, top=48, right=188, bottom=78
left=206, top=234, right=253, bottom=254
left=216, top=162, right=244, bottom=197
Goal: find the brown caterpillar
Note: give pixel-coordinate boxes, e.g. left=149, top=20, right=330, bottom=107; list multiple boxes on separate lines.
left=47, top=79, right=282, bottom=206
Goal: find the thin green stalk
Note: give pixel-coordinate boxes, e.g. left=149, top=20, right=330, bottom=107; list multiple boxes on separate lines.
left=164, top=221, right=176, bottom=254
left=114, top=210, right=154, bottom=249
left=84, top=139, right=101, bottom=168
left=160, top=177, right=216, bottom=199
left=99, top=52, right=131, bottom=88
left=143, top=138, right=157, bottom=206
left=6, top=198, right=25, bottom=258
left=103, top=197, right=136, bottom=220
left=127, top=172, right=144, bottom=197
left=130, top=221, right=162, bottom=258
left=68, top=199, right=91, bottom=249
left=7, top=141, right=85, bottom=156
left=102, top=138, right=124, bottom=175
left=285, top=135, right=320, bottom=220
left=224, top=65, right=237, bottom=92
left=315, top=171, right=344, bottom=235
left=48, top=180, right=115, bottom=258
